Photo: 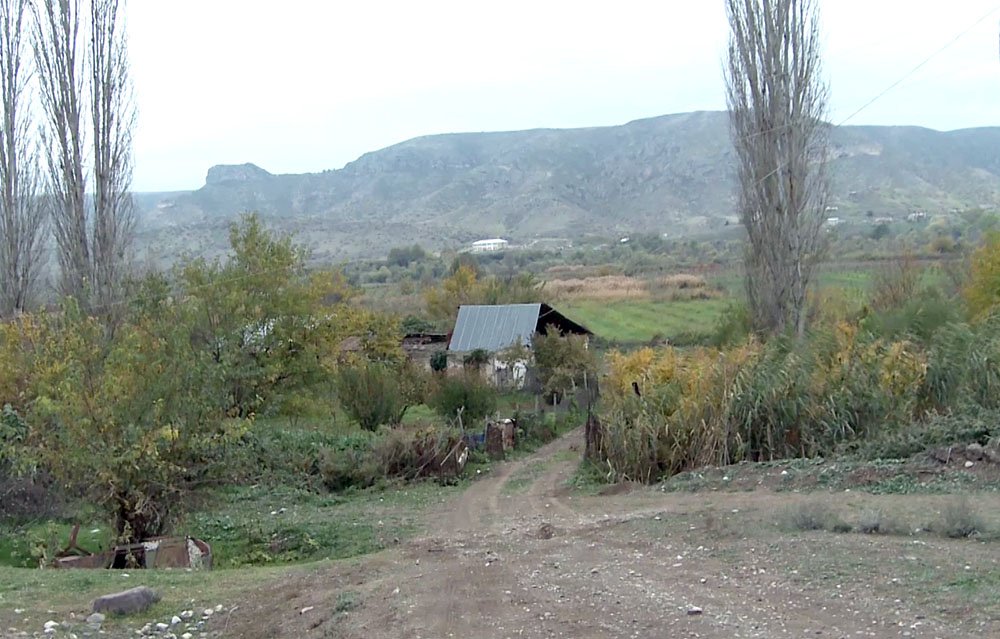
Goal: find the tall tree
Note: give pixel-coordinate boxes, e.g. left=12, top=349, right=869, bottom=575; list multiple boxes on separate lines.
left=0, top=0, right=44, bottom=315
left=88, top=0, right=134, bottom=312
left=33, top=0, right=134, bottom=313
left=725, top=0, right=830, bottom=336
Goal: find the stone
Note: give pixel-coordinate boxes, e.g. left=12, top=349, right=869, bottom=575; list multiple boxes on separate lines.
left=86, top=613, right=106, bottom=626
left=181, top=634, right=193, bottom=639
left=156, top=622, right=169, bottom=631
left=965, top=460, right=975, bottom=468
left=687, top=606, right=704, bottom=616
left=214, top=604, right=223, bottom=613
left=171, top=615, right=182, bottom=625
left=43, top=621, right=59, bottom=630
left=92, top=586, right=160, bottom=616
left=966, top=443, right=986, bottom=461
left=202, top=609, right=214, bottom=618
left=180, top=610, right=194, bottom=620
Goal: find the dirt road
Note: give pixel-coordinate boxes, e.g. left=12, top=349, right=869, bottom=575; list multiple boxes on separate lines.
left=223, top=428, right=1000, bottom=638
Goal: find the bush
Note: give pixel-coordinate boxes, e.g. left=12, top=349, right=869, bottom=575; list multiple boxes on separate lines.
left=709, top=303, right=751, bottom=347
left=599, top=323, right=930, bottom=481
left=846, top=409, right=1000, bottom=461
left=318, top=433, right=380, bottom=491
left=783, top=501, right=849, bottom=533
left=318, top=427, right=467, bottom=492
left=429, top=374, right=498, bottom=423
left=334, top=362, right=423, bottom=431
left=932, top=499, right=987, bottom=539
left=964, top=232, right=1000, bottom=319
left=863, top=287, right=959, bottom=343
left=430, top=351, right=448, bottom=373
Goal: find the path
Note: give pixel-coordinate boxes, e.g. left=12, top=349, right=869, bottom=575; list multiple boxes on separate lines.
left=221, top=428, right=1000, bottom=639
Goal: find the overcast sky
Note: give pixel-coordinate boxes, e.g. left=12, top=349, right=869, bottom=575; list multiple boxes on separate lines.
left=128, top=0, right=1000, bottom=192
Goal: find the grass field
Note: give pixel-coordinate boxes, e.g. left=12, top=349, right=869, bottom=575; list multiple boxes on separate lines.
left=562, top=298, right=731, bottom=344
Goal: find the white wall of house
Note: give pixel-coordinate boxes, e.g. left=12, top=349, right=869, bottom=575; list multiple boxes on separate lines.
left=471, top=238, right=509, bottom=253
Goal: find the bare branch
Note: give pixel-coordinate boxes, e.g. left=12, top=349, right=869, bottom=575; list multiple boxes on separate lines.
left=32, top=0, right=135, bottom=314
left=725, top=0, right=830, bottom=336
left=33, top=0, right=88, bottom=304
left=0, top=0, right=45, bottom=315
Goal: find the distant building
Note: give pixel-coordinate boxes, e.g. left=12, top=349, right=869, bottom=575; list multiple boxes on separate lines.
left=471, top=238, right=509, bottom=253
left=448, top=303, right=592, bottom=389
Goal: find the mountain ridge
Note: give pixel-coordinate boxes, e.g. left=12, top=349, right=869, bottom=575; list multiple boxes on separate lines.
left=135, top=111, right=1000, bottom=263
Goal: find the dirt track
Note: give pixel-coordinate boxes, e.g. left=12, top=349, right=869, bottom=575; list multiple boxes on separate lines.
left=223, top=428, right=1000, bottom=638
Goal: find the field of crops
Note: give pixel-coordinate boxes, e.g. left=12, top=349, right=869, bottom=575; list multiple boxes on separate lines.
left=562, top=298, right=730, bottom=344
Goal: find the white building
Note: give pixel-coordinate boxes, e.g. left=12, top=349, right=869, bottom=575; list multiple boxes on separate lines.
left=471, top=238, right=509, bottom=253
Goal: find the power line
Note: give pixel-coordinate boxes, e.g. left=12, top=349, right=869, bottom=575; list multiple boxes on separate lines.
left=836, top=3, right=1000, bottom=127
left=744, top=3, right=1000, bottom=190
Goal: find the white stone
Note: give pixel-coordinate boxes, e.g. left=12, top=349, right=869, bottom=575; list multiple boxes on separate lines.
left=202, top=609, right=214, bottom=618
left=156, top=622, right=169, bottom=631
left=214, top=604, right=223, bottom=612
left=44, top=621, right=59, bottom=630
left=171, top=615, right=182, bottom=625
left=965, top=460, right=975, bottom=468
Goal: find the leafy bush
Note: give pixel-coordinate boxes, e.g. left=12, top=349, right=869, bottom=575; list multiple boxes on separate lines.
left=429, top=374, right=498, bottom=423
left=964, top=232, right=1000, bottom=319
left=709, top=303, right=751, bottom=347
left=317, top=432, right=380, bottom=491
left=430, top=351, right=448, bottom=373
left=1, top=303, right=243, bottom=541
left=863, top=287, right=959, bottom=342
left=533, top=331, right=597, bottom=400
left=334, top=362, right=427, bottom=431
left=846, top=409, right=1000, bottom=461
left=318, top=427, right=467, bottom=491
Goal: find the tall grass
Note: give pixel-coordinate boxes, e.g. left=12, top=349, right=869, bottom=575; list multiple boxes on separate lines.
left=596, top=311, right=1000, bottom=481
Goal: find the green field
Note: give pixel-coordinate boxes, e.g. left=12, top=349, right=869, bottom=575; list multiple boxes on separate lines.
left=562, top=299, right=730, bottom=344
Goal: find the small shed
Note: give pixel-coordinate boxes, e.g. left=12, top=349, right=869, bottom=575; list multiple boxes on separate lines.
left=447, top=303, right=592, bottom=388
left=402, top=332, right=450, bottom=370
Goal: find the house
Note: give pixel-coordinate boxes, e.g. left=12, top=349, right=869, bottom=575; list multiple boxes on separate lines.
left=471, top=238, right=509, bottom=253
left=447, top=303, right=592, bottom=388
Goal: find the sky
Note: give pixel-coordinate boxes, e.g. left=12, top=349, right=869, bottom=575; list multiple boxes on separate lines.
left=128, top=0, right=1000, bottom=192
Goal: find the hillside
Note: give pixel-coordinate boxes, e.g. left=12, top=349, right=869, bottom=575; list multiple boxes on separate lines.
left=135, top=111, right=1000, bottom=263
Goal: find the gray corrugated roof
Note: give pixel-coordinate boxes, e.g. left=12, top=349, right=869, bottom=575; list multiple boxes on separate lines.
left=448, top=304, right=542, bottom=352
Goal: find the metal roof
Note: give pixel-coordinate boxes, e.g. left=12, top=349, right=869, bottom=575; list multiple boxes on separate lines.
left=448, top=304, right=543, bottom=352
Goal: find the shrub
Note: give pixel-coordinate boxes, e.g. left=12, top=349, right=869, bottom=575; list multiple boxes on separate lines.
left=334, top=362, right=415, bottom=431
left=599, top=323, right=932, bottom=482
left=10, top=303, right=243, bottom=542
left=429, top=374, right=498, bottom=423
left=869, top=255, right=920, bottom=312
left=857, top=509, right=901, bottom=535
left=318, top=432, right=380, bottom=491
left=533, top=331, right=597, bottom=400
left=783, top=502, right=848, bottom=533
left=964, top=232, right=1000, bottom=319
left=709, top=303, right=751, bottom=347
left=430, top=351, right=448, bottom=373
left=847, top=409, right=999, bottom=461
left=932, top=499, right=987, bottom=539
left=318, top=427, right=467, bottom=491
left=863, top=287, right=959, bottom=343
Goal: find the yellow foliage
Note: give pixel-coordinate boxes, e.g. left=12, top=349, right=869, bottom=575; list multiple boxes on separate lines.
left=964, top=232, right=1000, bottom=320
